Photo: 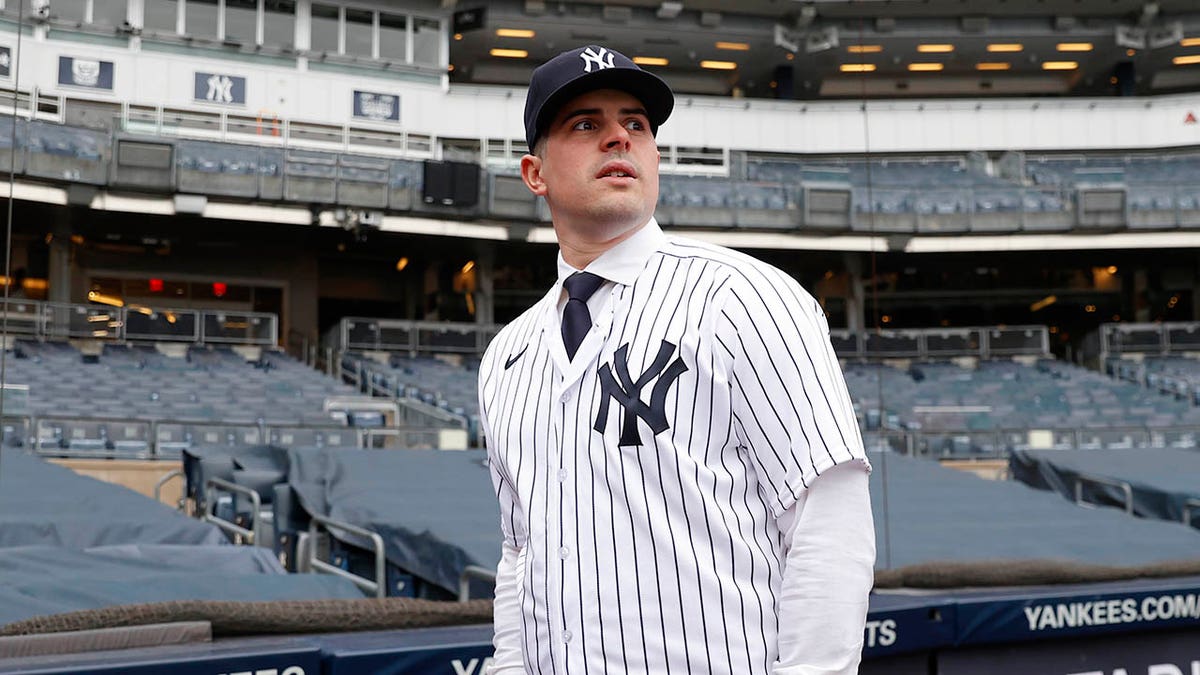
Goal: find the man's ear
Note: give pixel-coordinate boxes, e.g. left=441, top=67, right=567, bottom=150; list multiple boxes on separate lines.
left=520, top=153, right=548, bottom=197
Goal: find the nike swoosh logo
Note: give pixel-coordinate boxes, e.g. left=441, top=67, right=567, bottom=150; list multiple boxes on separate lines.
left=504, top=345, right=528, bottom=370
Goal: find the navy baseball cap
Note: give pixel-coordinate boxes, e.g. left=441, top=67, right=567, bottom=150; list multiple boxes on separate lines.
left=524, top=45, right=674, bottom=151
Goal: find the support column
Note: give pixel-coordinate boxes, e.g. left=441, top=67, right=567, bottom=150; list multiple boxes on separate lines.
left=47, top=216, right=73, bottom=305
left=475, top=244, right=495, bottom=326
left=844, top=252, right=866, bottom=333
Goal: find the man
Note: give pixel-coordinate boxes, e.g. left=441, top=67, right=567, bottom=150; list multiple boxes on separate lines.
left=478, top=45, right=875, bottom=674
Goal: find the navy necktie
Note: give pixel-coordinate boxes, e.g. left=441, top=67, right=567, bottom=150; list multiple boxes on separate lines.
left=562, top=271, right=604, bottom=361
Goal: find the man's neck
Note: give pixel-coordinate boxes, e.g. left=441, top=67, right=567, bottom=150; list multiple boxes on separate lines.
left=556, top=218, right=650, bottom=270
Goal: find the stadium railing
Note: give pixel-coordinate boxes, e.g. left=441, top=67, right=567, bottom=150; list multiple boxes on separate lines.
left=830, top=325, right=1050, bottom=360
left=0, top=298, right=277, bottom=345
left=1098, top=321, right=1200, bottom=359
left=864, top=424, right=1200, bottom=459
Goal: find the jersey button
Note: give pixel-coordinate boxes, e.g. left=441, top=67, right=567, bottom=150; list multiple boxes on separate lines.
left=563, top=631, right=573, bottom=643
left=558, top=546, right=570, bottom=558
left=561, top=391, right=573, bottom=402
left=557, top=469, right=568, bottom=481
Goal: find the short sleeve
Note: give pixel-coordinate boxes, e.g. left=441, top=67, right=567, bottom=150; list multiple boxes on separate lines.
left=714, top=268, right=869, bottom=517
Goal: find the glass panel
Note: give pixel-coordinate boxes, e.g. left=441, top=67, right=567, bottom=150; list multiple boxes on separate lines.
left=52, top=0, right=87, bottom=22
left=224, top=0, right=257, bottom=44
left=413, top=16, right=440, bottom=66
left=309, top=3, right=339, bottom=53
left=144, top=0, right=178, bottom=32
left=263, top=0, right=295, bottom=49
left=184, top=0, right=219, bottom=37
left=92, top=0, right=126, bottom=25
left=379, top=12, right=407, bottom=61
left=344, top=8, right=373, bottom=58
left=49, top=0, right=87, bottom=21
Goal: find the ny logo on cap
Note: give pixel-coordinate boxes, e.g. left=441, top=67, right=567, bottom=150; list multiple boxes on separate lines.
left=580, top=46, right=616, bottom=73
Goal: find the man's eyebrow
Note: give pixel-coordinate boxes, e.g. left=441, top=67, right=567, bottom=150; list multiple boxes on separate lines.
left=559, top=107, right=601, bottom=124
left=558, top=106, right=650, bottom=125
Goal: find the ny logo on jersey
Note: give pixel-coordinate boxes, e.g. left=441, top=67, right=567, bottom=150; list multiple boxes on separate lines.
left=579, top=46, right=616, bottom=73
left=595, top=340, right=688, bottom=446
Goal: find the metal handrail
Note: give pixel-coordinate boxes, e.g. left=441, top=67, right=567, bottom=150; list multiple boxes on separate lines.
left=1073, top=472, right=1134, bottom=514
left=306, top=512, right=388, bottom=599
left=458, top=565, right=497, bottom=603
left=203, top=476, right=263, bottom=545
left=153, top=468, right=184, bottom=509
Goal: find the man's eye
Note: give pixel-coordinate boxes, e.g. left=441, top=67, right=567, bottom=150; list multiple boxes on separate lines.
left=625, top=120, right=646, bottom=131
left=572, top=120, right=595, bottom=131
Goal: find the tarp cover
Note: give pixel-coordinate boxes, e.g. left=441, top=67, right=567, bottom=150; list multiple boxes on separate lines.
left=870, top=452, right=1200, bottom=570
left=0, top=545, right=365, bottom=627
left=0, top=449, right=226, bottom=548
left=286, top=448, right=501, bottom=596
left=1010, top=447, right=1200, bottom=524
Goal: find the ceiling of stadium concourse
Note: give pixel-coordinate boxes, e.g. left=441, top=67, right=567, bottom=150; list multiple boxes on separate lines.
left=445, top=0, right=1200, bottom=99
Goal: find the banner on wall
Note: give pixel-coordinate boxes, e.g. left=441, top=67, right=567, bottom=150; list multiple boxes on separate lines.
left=353, top=90, right=400, bottom=122
left=194, top=72, right=247, bottom=105
left=58, top=56, right=114, bottom=90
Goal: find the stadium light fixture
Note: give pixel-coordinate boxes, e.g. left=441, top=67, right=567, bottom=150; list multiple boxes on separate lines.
left=908, top=63, right=945, bottom=72
left=1042, top=61, right=1079, bottom=70
left=1182, top=38, right=1200, bottom=47
left=1030, top=295, right=1057, bottom=312
left=87, top=291, right=124, bottom=308
left=633, top=56, right=669, bottom=66
left=987, top=43, right=1023, bottom=52
left=1174, top=55, right=1200, bottom=65
left=496, top=28, right=535, bottom=38
left=395, top=257, right=409, bottom=272
left=847, top=45, right=883, bottom=53
left=490, top=48, right=529, bottom=58
left=462, top=260, right=476, bottom=274
left=976, top=62, right=1011, bottom=71
left=1056, top=42, right=1094, bottom=52
left=716, top=41, right=750, bottom=51
left=839, top=63, right=876, bottom=72
left=700, top=60, right=738, bottom=70
left=917, top=44, right=954, bottom=53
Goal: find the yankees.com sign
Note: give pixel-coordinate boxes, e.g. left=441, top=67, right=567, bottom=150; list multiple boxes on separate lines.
left=194, top=72, right=246, bottom=106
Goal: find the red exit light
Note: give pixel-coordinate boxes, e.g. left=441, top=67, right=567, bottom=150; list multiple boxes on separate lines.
left=212, top=282, right=227, bottom=297
left=149, top=278, right=163, bottom=292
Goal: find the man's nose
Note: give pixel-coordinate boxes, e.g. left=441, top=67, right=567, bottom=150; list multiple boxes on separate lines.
left=601, top=121, right=631, bottom=151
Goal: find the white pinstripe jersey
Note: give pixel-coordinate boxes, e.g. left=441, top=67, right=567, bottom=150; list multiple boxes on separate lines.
left=478, top=221, right=869, bottom=675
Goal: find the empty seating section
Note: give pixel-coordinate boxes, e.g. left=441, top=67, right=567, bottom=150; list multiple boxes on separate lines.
left=345, top=353, right=479, bottom=439
left=1110, top=355, right=1200, bottom=404
left=844, top=358, right=1200, bottom=456
left=6, top=340, right=357, bottom=454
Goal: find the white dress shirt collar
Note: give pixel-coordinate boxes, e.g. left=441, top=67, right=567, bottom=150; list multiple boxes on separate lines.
left=555, top=218, right=666, bottom=287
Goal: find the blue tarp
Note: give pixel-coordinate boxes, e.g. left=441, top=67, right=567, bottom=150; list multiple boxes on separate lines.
left=1010, top=447, right=1200, bottom=524
left=0, top=449, right=226, bottom=548
left=0, top=545, right=365, bottom=627
left=870, top=452, right=1200, bottom=569
left=286, top=448, right=501, bottom=596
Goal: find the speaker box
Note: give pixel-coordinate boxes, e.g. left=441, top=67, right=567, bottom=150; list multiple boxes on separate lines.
left=422, top=160, right=480, bottom=207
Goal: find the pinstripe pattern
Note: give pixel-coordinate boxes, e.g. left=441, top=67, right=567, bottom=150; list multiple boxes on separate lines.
left=479, top=227, right=868, bottom=674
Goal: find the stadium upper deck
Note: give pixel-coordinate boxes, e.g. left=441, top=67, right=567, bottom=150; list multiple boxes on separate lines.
left=4, top=0, right=1200, bottom=160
